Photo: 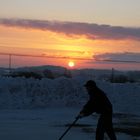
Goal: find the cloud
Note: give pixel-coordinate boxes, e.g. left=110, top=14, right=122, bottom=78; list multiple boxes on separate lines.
left=93, top=52, right=140, bottom=63
left=0, top=18, right=140, bottom=40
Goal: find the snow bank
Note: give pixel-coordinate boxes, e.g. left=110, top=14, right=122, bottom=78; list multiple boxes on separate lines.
left=0, top=76, right=140, bottom=115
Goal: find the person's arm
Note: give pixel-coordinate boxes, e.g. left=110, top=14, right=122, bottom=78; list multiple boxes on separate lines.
left=78, top=100, right=95, bottom=118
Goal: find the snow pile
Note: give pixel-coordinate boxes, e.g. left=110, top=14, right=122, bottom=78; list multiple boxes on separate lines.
left=0, top=76, right=140, bottom=115
left=0, top=76, right=87, bottom=109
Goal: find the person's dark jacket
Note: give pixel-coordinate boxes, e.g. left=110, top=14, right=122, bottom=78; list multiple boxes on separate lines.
left=80, top=87, right=112, bottom=117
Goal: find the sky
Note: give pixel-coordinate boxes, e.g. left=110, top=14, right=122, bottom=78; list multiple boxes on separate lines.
left=0, top=0, right=140, bottom=70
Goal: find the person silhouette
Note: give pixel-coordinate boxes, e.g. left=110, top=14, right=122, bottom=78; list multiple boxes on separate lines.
left=78, top=80, right=117, bottom=140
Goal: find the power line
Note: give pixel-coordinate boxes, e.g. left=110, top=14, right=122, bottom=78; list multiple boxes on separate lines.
left=0, top=52, right=140, bottom=63
left=94, top=58, right=140, bottom=63
left=0, top=52, right=93, bottom=72
left=0, top=52, right=92, bottom=60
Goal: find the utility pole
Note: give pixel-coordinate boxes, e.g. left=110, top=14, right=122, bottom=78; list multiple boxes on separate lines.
left=110, top=68, right=115, bottom=83
left=9, top=54, right=12, bottom=74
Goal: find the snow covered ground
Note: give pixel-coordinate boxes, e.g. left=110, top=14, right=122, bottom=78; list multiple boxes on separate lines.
left=0, top=108, right=140, bottom=140
left=0, top=76, right=140, bottom=114
left=0, top=75, right=140, bottom=139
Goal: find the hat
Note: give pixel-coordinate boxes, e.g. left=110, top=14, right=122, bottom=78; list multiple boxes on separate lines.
left=84, top=80, right=96, bottom=87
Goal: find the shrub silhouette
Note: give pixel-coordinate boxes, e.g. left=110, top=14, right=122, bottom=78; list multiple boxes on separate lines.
left=10, top=71, right=42, bottom=79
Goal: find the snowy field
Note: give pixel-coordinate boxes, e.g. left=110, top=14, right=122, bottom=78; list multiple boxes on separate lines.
left=0, top=108, right=140, bottom=140
left=0, top=76, right=140, bottom=140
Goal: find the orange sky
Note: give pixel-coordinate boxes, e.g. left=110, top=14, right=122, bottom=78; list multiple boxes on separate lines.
left=0, top=23, right=140, bottom=70
left=0, top=0, right=140, bottom=70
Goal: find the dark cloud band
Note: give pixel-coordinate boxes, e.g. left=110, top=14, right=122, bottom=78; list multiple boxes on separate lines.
left=0, top=18, right=140, bottom=40
left=93, top=52, right=140, bottom=63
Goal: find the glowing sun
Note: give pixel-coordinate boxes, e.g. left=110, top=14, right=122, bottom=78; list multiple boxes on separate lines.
left=68, top=61, right=75, bottom=67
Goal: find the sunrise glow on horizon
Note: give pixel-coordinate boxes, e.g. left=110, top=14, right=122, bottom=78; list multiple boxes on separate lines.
left=0, top=0, right=140, bottom=70
left=68, top=61, right=75, bottom=68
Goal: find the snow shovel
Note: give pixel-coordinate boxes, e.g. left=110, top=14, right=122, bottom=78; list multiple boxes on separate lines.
left=58, top=116, right=80, bottom=140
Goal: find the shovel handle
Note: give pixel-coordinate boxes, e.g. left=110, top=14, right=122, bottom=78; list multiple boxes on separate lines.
left=58, top=116, right=80, bottom=140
